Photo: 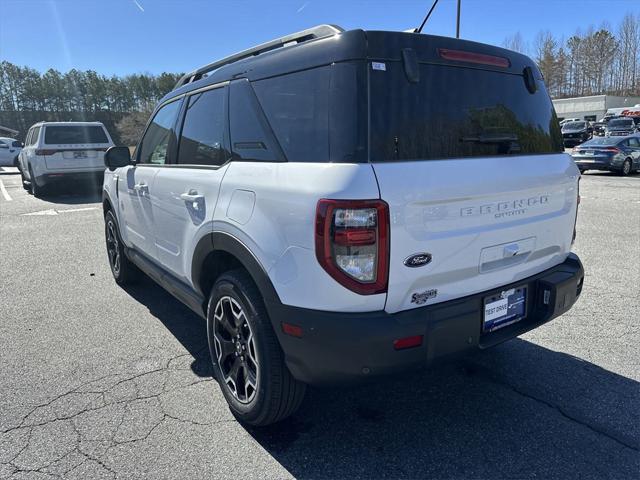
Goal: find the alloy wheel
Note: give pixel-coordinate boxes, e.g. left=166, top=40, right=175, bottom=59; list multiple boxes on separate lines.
left=106, top=220, right=121, bottom=276
left=213, top=296, right=259, bottom=404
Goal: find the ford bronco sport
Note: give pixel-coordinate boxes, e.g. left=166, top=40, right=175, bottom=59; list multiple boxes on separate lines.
left=102, top=25, right=584, bottom=426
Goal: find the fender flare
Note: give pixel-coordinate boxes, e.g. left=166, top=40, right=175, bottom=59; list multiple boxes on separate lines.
left=191, top=231, right=281, bottom=307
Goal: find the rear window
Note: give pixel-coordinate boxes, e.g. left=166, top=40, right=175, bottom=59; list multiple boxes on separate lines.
left=563, top=122, right=586, bottom=129
left=44, top=125, right=108, bottom=144
left=582, top=137, right=619, bottom=146
left=369, top=62, right=563, bottom=162
left=608, top=118, right=633, bottom=128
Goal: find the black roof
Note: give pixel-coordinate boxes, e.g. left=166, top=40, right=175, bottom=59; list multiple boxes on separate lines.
left=160, top=26, right=536, bottom=105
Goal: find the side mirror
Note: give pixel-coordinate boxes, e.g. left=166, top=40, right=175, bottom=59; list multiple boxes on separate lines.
left=104, top=146, right=132, bottom=171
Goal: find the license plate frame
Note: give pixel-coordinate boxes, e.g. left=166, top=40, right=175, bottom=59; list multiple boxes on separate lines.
left=483, top=286, right=527, bottom=333
left=73, top=150, right=88, bottom=159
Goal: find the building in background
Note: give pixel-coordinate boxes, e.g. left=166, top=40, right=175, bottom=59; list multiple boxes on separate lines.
left=553, top=95, right=640, bottom=122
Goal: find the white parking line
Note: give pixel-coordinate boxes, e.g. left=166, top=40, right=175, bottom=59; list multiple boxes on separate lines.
left=59, top=207, right=99, bottom=213
left=21, top=206, right=99, bottom=216
left=0, top=178, right=12, bottom=201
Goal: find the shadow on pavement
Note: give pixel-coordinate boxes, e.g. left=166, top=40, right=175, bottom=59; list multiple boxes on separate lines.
left=120, top=275, right=639, bottom=479
left=34, top=184, right=103, bottom=205
left=120, top=275, right=213, bottom=378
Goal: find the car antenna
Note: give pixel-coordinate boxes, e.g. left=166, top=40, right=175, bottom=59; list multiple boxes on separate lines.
left=415, top=0, right=440, bottom=33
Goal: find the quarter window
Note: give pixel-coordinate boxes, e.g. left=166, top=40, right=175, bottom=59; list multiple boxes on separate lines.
left=628, top=137, right=639, bottom=147
left=177, top=87, right=228, bottom=166
left=253, top=67, right=330, bottom=162
left=138, top=100, right=181, bottom=165
left=30, top=127, right=41, bottom=146
left=229, top=80, right=280, bottom=162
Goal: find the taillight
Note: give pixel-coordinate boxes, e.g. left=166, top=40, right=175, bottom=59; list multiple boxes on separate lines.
left=438, top=48, right=510, bottom=68
left=602, top=147, right=621, bottom=154
left=315, top=199, right=389, bottom=295
left=35, top=149, right=58, bottom=155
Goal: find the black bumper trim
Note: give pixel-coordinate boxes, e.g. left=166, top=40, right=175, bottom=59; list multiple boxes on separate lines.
left=265, top=253, right=584, bottom=385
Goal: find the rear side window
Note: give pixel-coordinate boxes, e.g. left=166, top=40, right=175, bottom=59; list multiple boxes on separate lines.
left=229, top=80, right=281, bottom=162
left=177, top=87, right=229, bottom=166
left=30, top=127, right=41, bottom=146
left=253, top=67, right=330, bottom=162
left=44, top=125, right=108, bottom=144
left=369, top=63, right=563, bottom=162
left=628, top=137, right=640, bottom=147
left=138, top=100, right=182, bottom=165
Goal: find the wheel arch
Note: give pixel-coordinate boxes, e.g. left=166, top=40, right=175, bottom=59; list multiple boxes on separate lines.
left=192, top=232, right=281, bottom=312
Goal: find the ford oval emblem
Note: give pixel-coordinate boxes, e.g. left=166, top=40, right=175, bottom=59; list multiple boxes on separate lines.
left=404, top=253, right=432, bottom=268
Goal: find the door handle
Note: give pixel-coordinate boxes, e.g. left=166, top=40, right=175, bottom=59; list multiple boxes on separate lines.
left=180, top=190, right=204, bottom=210
left=180, top=191, right=204, bottom=202
left=133, top=182, right=148, bottom=193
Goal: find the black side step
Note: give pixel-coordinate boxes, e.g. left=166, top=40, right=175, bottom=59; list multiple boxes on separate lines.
left=126, top=248, right=207, bottom=319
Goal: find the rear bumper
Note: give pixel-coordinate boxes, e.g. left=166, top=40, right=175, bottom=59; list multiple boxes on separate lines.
left=574, top=159, right=614, bottom=170
left=35, top=170, right=104, bottom=187
left=267, top=253, right=584, bottom=385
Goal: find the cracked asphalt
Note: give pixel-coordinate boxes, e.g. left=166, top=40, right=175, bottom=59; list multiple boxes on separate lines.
left=0, top=167, right=638, bottom=479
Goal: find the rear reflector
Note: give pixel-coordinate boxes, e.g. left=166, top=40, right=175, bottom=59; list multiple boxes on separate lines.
left=393, top=335, right=423, bottom=350
left=282, top=322, right=303, bottom=338
left=438, top=48, right=510, bottom=68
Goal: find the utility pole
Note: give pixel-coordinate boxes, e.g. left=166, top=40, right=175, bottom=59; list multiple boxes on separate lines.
left=456, top=0, right=461, bottom=38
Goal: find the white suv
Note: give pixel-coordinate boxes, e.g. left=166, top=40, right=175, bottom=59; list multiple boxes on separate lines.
left=102, top=26, right=584, bottom=426
left=0, top=137, right=23, bottom=167
left=19, top=121, right=114, bottom=196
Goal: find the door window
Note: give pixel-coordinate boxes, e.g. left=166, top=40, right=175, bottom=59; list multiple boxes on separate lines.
left=137, top=100, right=182, bottom=165
left=177, top=87, right=229, bottom=166
left=627, top=137, right=639, bottom=148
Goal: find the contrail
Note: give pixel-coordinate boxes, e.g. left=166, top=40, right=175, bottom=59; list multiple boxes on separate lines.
left=296, top=2, right=309, bottom=13
left=133, top=0, right=144, bottom=12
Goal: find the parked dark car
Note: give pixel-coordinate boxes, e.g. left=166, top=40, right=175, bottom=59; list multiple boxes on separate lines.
left=571, top=135, right=640, bottom=175
left=593, top=121, right=607, bottom=136
left=605, top=116, right=639, bottom=137
left=562, top=121, right=592, bottom=147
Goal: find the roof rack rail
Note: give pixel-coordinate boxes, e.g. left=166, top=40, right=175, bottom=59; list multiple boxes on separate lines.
left=173, top=24, right=344, bottom=90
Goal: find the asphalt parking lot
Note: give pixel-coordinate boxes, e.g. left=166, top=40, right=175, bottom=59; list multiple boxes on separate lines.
left=0, top=167, right=638, bottom=479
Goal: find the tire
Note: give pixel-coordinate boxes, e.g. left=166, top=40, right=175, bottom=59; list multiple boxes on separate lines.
left=28, top=166, right=43, bottom=197
left=207, top=269, right=306, bottom=426
left=13, top=156, right=20, bottom=170
left=104, top=210, right=139, bottom=285
left=620, top=159, right=632, bottom=176
left=20, top=169, right=29, bottom=190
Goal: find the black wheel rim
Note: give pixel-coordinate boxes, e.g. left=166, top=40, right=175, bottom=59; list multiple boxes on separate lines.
left=623, top=161, right=630, bottom=175
left=106, top=219, right=121, bottom=276
left=213, top=296, right=258, bottom=404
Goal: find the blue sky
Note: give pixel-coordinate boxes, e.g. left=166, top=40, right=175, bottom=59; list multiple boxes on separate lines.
left=1, top=0, right=637, bottom=76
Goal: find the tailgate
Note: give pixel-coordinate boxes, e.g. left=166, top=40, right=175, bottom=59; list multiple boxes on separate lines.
left=374, top=154, right=579, bottom=313
left=44, top=147, right=106, bottom=170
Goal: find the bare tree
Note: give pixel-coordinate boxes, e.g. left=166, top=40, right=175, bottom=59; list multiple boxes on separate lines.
left=502, top=32, right=528, bottom=54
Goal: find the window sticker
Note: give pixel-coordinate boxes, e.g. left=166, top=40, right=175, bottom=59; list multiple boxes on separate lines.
left=371, top=62, right=386, bottom=71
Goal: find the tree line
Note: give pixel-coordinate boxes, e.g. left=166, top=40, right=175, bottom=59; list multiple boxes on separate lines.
left=503, top=12, right=640, bottom=98
left=0, top=62, right=182, bottom=143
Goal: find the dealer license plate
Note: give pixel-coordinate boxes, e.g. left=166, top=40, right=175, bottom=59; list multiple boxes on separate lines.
left=483, top=287, right=527, bottom=332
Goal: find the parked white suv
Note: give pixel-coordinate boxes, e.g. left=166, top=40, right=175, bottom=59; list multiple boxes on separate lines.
left=0, top=137, right=23, bottom=167
left=102, top=26, right=584, bottom=426
left=19, top=121, right=114, bottom=196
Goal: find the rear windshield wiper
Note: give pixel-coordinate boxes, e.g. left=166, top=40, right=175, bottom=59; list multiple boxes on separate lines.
left=460, top=133, right=521, bottom=154
left=460, top=133, right=519, bottom=144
